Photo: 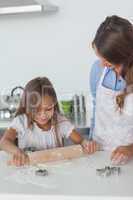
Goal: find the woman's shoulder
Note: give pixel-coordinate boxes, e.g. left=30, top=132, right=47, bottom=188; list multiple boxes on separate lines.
left=91, top=60, right=104, bottom=74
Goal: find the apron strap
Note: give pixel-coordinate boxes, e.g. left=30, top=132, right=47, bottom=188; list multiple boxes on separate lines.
left=98, top=67, right=109, bottom=89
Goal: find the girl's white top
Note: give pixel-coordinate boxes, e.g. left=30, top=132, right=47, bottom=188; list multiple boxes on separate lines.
left=94, top=67, right=133, bottom=151
left=8, top=114, right=74, bottom=150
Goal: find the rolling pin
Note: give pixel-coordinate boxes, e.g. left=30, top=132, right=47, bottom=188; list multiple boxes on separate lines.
left=7, top=145, right=85, bottom=165
left=29, top=144, right=85, bottom=165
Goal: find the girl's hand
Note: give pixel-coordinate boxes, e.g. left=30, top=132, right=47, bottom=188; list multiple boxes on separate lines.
left=8, top=149, right=30, bottom=167
left=81, top=139, right=100, bottom=154
left=111, top=145, right=133, bottom=165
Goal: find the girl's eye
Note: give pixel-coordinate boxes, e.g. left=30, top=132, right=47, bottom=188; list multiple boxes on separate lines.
left=45, top=108, right=52, bottom=112
left=45, top=107, right=54, bottom=112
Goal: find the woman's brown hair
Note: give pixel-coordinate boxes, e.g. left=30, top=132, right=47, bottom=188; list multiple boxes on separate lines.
left=92, top=15, right=133, bottom=110
left=15, top=77, right=63, bottom=147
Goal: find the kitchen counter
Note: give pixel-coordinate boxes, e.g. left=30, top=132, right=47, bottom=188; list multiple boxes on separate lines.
left=0, top=150, right=132, bottom=198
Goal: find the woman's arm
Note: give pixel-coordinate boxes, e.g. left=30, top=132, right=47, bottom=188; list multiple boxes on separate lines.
left=0, top=128, right=19, bottom=154
left=111, top=144, right=133, bottom=165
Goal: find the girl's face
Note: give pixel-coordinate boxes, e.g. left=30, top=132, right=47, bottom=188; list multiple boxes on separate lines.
left=33, top=95, right=55, bottom=126
left=93, top=45, right=112, bottom=67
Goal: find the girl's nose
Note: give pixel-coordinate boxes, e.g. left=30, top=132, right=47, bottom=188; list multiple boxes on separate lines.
left=38, top=111, right=47, bottom=117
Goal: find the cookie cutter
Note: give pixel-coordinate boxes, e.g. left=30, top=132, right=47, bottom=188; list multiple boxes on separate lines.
left=35, top=169, right=48, bottom=176
left=96, top=166, right=121, bottom=177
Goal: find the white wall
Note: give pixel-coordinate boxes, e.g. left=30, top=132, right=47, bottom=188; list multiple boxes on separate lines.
left=0, top=0, right=132, bottom=96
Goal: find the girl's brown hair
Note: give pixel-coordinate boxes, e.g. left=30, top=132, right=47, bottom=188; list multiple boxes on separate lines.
left=92, top=15, right=133, bottom=110
left=15, top=77, right=63, bottom=147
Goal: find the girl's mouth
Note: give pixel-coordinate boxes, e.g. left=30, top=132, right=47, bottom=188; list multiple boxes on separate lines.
left=35, top=116, right=49, bottom=125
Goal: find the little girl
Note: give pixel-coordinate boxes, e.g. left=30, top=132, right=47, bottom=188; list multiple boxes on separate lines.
left=0, top=77, right=91, bottom=166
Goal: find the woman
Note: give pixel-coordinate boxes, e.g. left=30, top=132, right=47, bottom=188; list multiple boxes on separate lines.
left=88, top=15, right=133, bottom=165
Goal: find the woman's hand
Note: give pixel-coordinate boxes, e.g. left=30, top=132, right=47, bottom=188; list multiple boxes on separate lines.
left=81, top=139, right=100, bottom=154
left=111, top=145, right=133, bottom=165
left=8, top=149, right=30, bottom=167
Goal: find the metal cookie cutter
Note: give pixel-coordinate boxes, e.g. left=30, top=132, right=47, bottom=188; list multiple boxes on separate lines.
left=96, top=166, right=121, bottom=177
left=110, top=166, right=121, bottom=175
left=105, top=166, right=112, bottom=177
left=35, top=169, right=48, bottom=176
left=96, top=168, right=106, bottom=177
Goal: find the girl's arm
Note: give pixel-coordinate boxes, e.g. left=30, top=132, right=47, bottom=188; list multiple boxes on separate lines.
left=69, top=129, right=100, bottom=154
left=0, top=128, right=29, bottom=166
left=0, top=128, right=20, bottom=154
left=69, top=129, right=84, bottom=144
